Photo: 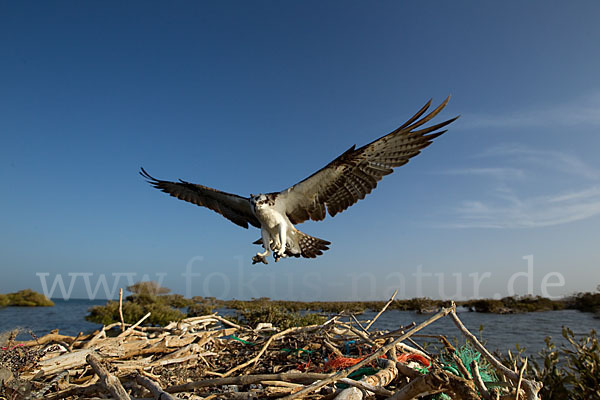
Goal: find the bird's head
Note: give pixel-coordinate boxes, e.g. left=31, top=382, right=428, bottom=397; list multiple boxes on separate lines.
left=250, top=193, right=268, bottom=209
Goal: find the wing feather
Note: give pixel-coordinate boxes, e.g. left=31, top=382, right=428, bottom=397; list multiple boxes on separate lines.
left=140, top=168, right=260, bottom=229
left=278, top=97, right=458, bottom=224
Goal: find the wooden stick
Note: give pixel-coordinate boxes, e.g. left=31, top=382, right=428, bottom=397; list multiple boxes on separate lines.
left=282, top=305, right=454, bottom=400
left=365, top=289, right=398, bottom=331
left=452, top=352, right=471, bottom=379
left=135, top=373, right=177, bottom=400
left=119, top=288, right=125, bottom=333
left=43, top=383, right=102, bottom=400
left=515, top=358, right=528, bottom=400
left=396, top=361, right=422, bottom=379
left=337, top=322, right=377, bottom=346
left=19, top=332, right=79, bottom=347
left=68, top=332, right=83, bottom=351
left=449, top=310, right=541, bottom=400
left=261, top=380, right=303, bottom=388
left=152, top=351, right=215, bottom=367
left=387, top=370, right=446, bottom=400
left=174, top=314, right=242, bottom=331
left=324, top=338, right=344, bottom=358
left=118, top=312, right=151, bottom=338
left=377, top=322, right=416, bottom=339
left=83, top=328, right=106, bottom=350
left=83, top=321, right=124, bottom=349
left=167, top=372, right=332, bottom=393
left=229, top=387, right=295, bottom=398
left=86, top=353, right=130, bottom=400
left=395, top=341, right=431, bottom=360
left=211, top=314, right=243, bottom=330
left=387, top=338, right=398, bottom=365
left=338, top=378, right=394, bottom=397
left=350, top=313, right=369, bottom=335
left=471, top=360, right=491, bottom=400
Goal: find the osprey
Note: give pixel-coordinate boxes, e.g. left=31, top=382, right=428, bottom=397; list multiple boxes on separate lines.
left=141, top=98, right=457, bottom=264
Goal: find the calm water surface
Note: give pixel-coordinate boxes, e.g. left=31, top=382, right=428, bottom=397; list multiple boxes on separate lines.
left=362, top=308, right=599, bottom=355
left=0, top=299, right=105, bottom=339
left=1, top=300, right=597, bottom=357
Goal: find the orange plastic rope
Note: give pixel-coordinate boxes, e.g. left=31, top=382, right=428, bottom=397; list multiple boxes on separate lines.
left=324, top=352, right=430, bottom=371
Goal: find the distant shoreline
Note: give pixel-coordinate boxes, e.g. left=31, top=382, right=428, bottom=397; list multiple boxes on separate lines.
left=86, top=291, right=600, bottom=319
left=4, top=289, right=598, bottom=317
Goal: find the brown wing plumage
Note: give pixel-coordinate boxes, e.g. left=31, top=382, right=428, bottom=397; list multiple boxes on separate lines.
left=278, top=97, right=458, bottom=224
left=140, top=168, right=260, bottom=229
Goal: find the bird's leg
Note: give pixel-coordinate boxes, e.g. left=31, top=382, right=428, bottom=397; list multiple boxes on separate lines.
left=275, top=224, right=287, bottom=261
left=253, top=229, right=271, bottom=264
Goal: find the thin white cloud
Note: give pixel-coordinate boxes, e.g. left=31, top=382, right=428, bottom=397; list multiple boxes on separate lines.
left=444, top=145, right=600, bottom=228
left=461, top=92, right=600, bottom=129
left=479, top=145, right=600, bottom=179
left=441, top=167, right=525, bottom=180
left=450, top=186, right=600, bottom=229
left=548, top=186, right=600, bottom=203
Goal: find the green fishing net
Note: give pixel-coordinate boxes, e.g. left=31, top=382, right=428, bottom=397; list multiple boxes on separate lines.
left=430, top=343, right=497, bottom=399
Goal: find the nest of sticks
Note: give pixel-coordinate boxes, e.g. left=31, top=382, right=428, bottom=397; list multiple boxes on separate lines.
left=0, top=299, right=543, bottom=400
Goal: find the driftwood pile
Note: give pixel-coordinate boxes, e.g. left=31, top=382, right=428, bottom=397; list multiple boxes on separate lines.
left=1, top=299, right=543, bottom=400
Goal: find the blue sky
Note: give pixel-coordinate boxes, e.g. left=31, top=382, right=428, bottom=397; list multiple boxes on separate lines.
left=2, top=1, right=600, bottom=300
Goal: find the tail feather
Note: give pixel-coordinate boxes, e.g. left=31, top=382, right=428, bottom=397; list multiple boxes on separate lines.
left=253, top=231, right=331, bottom=259
left=295, top=230, right=331, bottom=258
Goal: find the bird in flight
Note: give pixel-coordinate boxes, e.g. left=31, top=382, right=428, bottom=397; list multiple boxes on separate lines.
left=141, top=98, right=457, bottom=264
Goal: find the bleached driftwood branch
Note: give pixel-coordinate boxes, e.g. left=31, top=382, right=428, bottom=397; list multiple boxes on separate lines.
left=86, top=353, right=130, bottom=400
left=449, top=310, right=542, bottom=400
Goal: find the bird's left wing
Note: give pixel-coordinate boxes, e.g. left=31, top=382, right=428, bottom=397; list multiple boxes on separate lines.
left=277, top=98, right=458, bottom=224
left=140, top=168, right=261, bottom=229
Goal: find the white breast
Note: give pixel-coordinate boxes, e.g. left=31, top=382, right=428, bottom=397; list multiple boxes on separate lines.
left=255, top=205, right=285, bottom=230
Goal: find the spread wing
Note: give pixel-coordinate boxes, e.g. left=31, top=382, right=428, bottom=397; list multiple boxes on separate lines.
left=277, top=97, right=458, bottom=224
left=140, top=168, right=260, bottom=229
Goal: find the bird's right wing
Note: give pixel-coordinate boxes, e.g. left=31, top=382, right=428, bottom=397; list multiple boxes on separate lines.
left=276, top=98, right=457, bottom=224
left=140, top=168, right=261, bottom=229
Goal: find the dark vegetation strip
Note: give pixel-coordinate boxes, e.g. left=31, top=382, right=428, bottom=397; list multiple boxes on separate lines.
left=0, top=289, right=54, bottom=307
left=83, top=281, right=600, bottom=327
